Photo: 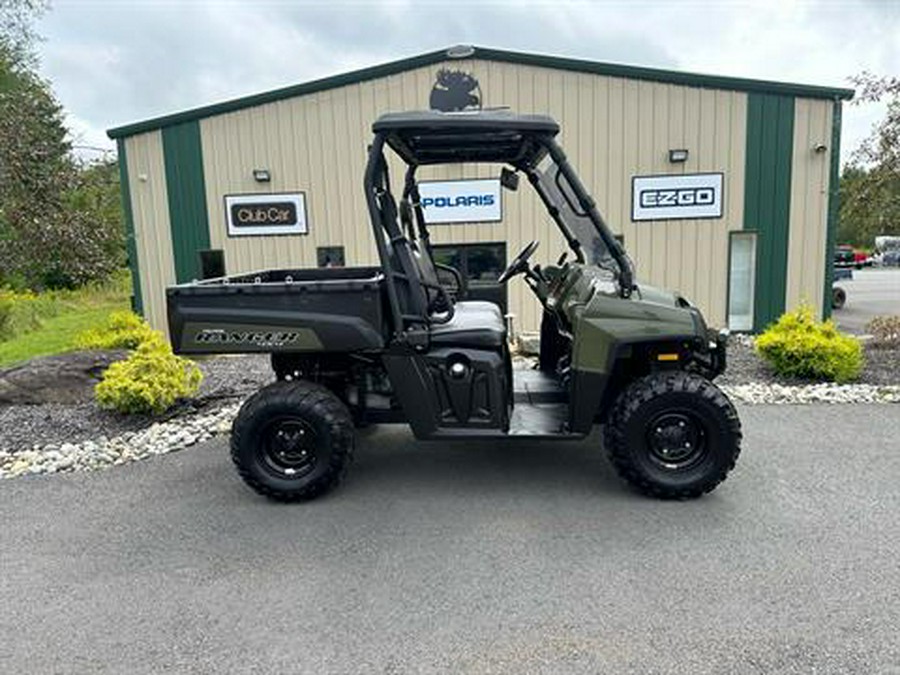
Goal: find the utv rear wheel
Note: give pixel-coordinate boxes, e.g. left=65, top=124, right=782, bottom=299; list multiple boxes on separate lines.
left=604, top=371, right=741, bottom=499
left=231, top=381, right=354, bottom=501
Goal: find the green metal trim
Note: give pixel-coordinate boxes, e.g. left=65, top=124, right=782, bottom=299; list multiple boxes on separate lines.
left=743, top=93, right=795, bottom=332
left=822, top=100, right=842, bottom=320
left=107, top=46, right=854, bottom=140
left=116, top=138, right=143, bottom=315
left=161, top=121, right=211, bottom=283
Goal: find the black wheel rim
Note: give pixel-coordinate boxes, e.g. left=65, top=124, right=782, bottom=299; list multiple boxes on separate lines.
left=645, top=410, right=707, bottom=470
left=260, top=417, right=318, bottom=478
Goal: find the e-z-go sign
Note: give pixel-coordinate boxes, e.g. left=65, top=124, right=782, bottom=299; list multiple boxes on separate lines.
left=225, top=193, right=309, bottom=236
left=631, top=173, right=724, bottom=221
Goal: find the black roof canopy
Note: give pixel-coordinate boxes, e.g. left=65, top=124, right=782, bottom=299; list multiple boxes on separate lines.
left=373, top=110, right=559, bottom=167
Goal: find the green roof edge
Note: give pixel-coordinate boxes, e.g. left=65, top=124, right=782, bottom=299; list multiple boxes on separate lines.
left=107, top=45, right=855, bottom=140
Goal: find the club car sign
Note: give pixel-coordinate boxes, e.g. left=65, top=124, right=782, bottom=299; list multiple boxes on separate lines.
left=418, top=178, right=502, bottom=224
left=632, top=173, right=724, bottom=221
left=225, top=193, right=309, bottom=236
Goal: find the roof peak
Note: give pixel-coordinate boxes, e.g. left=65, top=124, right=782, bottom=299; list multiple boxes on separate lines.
left=108, top=45, right=854, bottom=140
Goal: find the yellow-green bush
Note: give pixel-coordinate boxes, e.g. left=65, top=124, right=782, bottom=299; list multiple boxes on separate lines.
left=75, top=310, right=159, bottom=350
left=755, top=305, right=864, bottom=382
left=96, top=339, right=202, bottom=414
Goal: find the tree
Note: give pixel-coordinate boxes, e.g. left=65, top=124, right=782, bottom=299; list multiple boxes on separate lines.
left=0, top=0, right=45, bottom=67
left=838, top=166, right=900, bottom=247
left=840, top=72, right=900, bottom=247
left=0, top=0, right=124, bottom=288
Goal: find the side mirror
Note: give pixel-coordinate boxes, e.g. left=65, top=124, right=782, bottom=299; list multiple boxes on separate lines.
left=500, top=167, right=519, bottom=192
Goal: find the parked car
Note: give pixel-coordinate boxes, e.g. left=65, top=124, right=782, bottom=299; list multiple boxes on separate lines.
left=882, top=250, right=900, bottom=267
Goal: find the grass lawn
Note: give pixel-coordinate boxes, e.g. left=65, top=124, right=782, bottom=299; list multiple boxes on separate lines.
left=0, top=273, right=131, bottom=368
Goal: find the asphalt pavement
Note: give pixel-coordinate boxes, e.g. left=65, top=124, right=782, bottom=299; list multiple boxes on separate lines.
left=2, top=404, right=899, bottom=674
left=833, top=267, right=900, bottom=334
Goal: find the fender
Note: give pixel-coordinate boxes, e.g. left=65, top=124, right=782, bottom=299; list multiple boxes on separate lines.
left=568, top=292, right=702, bottom=433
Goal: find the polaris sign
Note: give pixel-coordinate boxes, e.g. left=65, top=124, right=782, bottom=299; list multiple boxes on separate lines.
left=632, top=173, right=724, bottom=221
left=418, top=178, right=502, bottom=224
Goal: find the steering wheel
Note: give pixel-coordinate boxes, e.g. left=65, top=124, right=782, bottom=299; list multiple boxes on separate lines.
left=498, top=240, right=540, bottom=284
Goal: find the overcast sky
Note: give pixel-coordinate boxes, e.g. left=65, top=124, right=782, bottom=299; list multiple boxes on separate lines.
left=35, top=0, right=899, bottom=165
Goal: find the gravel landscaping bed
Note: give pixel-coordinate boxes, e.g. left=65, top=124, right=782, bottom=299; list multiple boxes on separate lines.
left=0, top=355, right=272, bottom=453
left=2, top=342, right=899, bottom=479
left=718, top=336, right=900, bottom=387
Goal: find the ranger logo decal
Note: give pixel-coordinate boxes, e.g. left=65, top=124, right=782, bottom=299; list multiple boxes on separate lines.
left=195, top=329, right=301, bottom=347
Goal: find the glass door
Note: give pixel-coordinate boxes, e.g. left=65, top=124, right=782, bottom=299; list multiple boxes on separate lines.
left=728, top=232, right=757, bottom=332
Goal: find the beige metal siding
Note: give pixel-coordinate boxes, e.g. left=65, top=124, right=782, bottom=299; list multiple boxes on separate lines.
left=124, top=131, right=175, bottom=334
left=195, top=58, right=748, bottom=333
left=785, top=98, right=832, bottom=314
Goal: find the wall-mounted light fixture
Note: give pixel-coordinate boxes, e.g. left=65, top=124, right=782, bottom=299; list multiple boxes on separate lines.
left=668, top=149, right=689, bottom=163
left=252, top=168, right=271, bottom=182
left=813, top=143, right=827, bottom=154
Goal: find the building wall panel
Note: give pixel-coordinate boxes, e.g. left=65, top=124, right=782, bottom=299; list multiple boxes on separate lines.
left=785, top=98, right=832, bottom=314
left=123, top=131, right=175, bottom=333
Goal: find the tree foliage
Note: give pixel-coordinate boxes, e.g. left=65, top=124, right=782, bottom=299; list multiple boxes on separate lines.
left=0, top=0, right=46, bottom=67
left=840, top=72, right=900, bottom=247
left=838, top=166, right=900, bottom=247
left=1, top=1, right=125, bottom=289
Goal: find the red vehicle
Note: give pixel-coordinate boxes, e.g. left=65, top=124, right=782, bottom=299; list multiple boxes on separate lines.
left=834, top=246, right=870, bottom=270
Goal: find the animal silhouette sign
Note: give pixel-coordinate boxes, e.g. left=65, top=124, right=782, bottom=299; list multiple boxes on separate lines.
left=429, top=69, right=482, bottom=112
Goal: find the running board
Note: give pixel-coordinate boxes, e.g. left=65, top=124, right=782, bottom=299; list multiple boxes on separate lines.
left=513, top=369, right=568, bottom=405
left=423, top=403, right=582, bottom=440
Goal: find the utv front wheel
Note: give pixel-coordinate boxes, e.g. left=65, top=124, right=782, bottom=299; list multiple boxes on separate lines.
left=604, top=372, right=741, bottom=499
left=231, top=381, right=354, bottom=501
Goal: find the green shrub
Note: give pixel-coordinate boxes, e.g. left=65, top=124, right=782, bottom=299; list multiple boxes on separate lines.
left=866, top=315, right=900, bottom=348
left=755, top=305, right=864, bottom=383
left=95, top=339, right=202, bottom=414
left=75, top=310, right=159, bottom=350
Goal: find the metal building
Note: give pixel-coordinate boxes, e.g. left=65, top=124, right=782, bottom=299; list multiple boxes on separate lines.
left=108, top=45, right=853, bottom=336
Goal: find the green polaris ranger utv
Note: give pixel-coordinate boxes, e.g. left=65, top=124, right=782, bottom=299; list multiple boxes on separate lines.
left=167, top=110, right=742, bottom=501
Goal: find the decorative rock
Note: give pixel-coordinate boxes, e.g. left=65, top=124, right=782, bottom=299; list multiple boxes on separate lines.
left=0, top=350, right=128, bottom=405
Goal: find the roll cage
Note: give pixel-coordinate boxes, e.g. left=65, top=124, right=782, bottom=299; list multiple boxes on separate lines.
left=364, top=110, right=636, bottom=339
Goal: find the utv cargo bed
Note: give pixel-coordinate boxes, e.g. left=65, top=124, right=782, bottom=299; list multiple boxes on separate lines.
left=167, top=267, right=386, bottom=354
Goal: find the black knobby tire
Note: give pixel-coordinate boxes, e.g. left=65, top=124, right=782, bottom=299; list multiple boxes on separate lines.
left=230, top=380, right=354, bottom=501
left=832, top=286, right=847, bottom=309
left=603, top=371, right=742, bottom=499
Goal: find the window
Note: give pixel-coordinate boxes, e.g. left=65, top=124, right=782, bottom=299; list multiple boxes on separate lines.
left=317, top=246, right=345, bottom=268
left=432, top=244, right=506, bottom=286
left=728, top=233, right=757, bottom=331
left=432, top=243, right=508, bottom=312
